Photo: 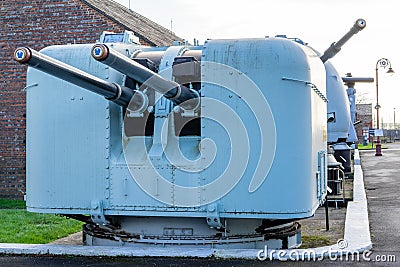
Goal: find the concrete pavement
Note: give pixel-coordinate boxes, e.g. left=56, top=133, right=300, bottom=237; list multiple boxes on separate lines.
left=359, top=143, right=400, bottom=265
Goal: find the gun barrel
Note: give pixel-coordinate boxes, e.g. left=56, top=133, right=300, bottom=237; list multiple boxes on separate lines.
left=14, top=47, right=145, bottom=109
left=342, top=77, right=374, bottom=83
left=320, top=19, right=366, bottom=63
left=342, top=76, right=374, bottom=87
left=91, top=44, right=199, bottom=110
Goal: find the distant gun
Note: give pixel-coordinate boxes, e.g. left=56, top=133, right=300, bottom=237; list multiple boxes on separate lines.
left=342, top=76, right=374, bottom=87
left=320, top=19, right=366, bottom=63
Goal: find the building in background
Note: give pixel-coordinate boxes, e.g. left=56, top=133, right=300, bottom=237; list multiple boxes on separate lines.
left=0, top=0, right=182, bottom=199
left=355, top=103, right=373, bottom=141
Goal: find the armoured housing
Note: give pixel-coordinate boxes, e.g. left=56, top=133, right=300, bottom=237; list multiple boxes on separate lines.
left=21, top=37, right=328, bottom=248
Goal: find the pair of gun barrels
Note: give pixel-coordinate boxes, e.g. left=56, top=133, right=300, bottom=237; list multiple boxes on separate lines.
left=14, top=44, right=199, bottom=112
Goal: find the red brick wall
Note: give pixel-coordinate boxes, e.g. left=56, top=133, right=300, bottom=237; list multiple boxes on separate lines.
left=355, top=104, right=372, bottom=141
left=0, top=0, right=148, bottom=199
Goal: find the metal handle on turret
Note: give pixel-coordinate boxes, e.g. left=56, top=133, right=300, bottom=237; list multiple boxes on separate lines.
left=320, top=18, right=366, bottom=63
left=13, top=47, right=147, bottom=111
left=91, top=44, right=200, bottom=111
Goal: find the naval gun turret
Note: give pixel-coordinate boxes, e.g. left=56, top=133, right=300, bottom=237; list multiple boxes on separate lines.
left=13, top=20, right=365, bottom=250
left=317, top=19, right=367, bottom=145
left=320, top=19, right=367, bottom=190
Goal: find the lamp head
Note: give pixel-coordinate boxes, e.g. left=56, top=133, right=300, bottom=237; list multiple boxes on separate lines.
left=387, top=67, right=395, bottom=75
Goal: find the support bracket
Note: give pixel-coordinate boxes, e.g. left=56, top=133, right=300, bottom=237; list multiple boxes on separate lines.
left=206, top=203, right=223, bottom=229
left=90, top=200, right=109, bottom=226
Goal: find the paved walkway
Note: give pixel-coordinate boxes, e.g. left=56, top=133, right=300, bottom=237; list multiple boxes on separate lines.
left=359, top=143, right=400, bottom=264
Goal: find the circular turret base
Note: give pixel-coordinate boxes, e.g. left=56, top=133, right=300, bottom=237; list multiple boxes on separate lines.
left=82, top=217, right=301, bottom=250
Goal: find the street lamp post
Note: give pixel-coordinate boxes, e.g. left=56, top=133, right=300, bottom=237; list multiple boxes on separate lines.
left=393, top=108, right=396, bottom=142
left=394, top=108, right=396, bottom=129
left=375, top=58, right=394, bottom=156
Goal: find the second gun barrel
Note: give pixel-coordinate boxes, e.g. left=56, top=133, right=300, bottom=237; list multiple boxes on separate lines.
left=91, top=44, right=199, bottom=110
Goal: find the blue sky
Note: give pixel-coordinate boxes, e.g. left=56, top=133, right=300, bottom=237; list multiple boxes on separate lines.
left=115, top=0, right=399, bottom=125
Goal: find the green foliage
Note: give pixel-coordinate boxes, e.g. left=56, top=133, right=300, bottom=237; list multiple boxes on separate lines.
left=0, top=199, right=82, bottom=244
left=300, top=235, right=331, bottom=248
left=0, top=198, right=26, bottom=209
left=357, top=143, right=386, bottom=150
